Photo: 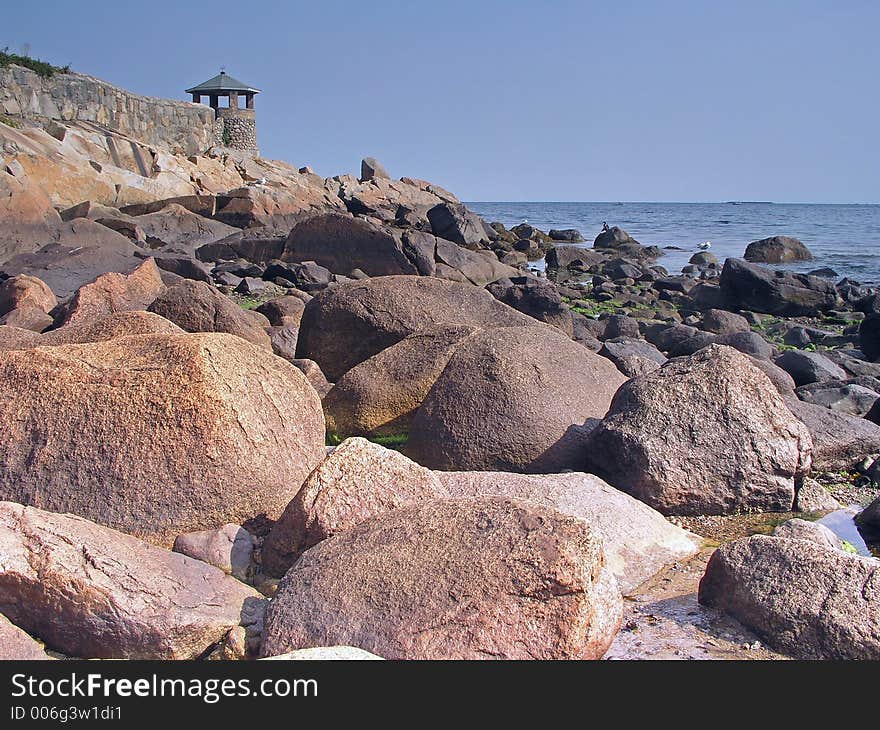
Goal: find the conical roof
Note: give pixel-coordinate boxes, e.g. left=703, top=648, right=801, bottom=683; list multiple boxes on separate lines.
left=186, top=71, right=260, bottom=94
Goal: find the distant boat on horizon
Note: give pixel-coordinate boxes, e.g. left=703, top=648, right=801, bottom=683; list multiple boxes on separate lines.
left=726, top=201, right=775, bottom=205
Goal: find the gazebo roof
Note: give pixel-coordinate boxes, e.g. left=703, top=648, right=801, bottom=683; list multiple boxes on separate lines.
left=186, top=71, right=260, bottom=95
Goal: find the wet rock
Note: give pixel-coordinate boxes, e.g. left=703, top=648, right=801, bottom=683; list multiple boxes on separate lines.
left=262, top=438, right=447, bottom=576
left=148, top=279, right=271, bottom=349
left=719, top=258, right=839, bottom=317
left=261, top=497, right=623, bottom=660
left=0, top=333, right=326, bottom=546
left=855, top=498, right=880, bottom=539
left=775, top=350, right=848, bottom=386
left=0, top=502, right=264, bottom=659
left=583, top=345, right=812, bottom=515
left=860, top=314, right=880, bottom=361
left=699, top=535, right=880, bottom=659
left=744, top=235, right=813, bottom=263
left=406, top=325, right=627, bottom=472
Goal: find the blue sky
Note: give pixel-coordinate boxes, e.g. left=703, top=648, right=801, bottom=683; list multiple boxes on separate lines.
left=4, top=1, right=878, bottom=202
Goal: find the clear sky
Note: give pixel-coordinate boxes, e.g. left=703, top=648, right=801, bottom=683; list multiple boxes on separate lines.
left=4, top=1, right=878, bottom=202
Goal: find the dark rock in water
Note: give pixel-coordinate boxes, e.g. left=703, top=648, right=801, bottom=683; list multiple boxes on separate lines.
left=360, top=157, right=390, bottom=182
left=715, top=331, right=774, bottom=360
left=689, top=251, right=719, bottom=266
left=744, top=236, right=813, bottom=263
left=583, top=345, right=811, bottom=516
left=283, top=213, right=419, bottom=277
left=699, top=534, right=880, bottom=659
left=486, top=277, right=573, bottom=336
left=775, top=350, right=848, bottom=386
left=860, top=314, right=880, bottom=361
left=548, top=228, right=584, bottom=242
left=855, top=497, right=880, bottom=538
left=426, top=203, right=489, bottom=248
left=405, top=325, right=626, bottom=473
left=594, top=226, right=638, bottom=249
left=796, top=382, right=879, bottom=418
left=808, top=267, right=839, bottom=278
left=784, top=396, right=880, bottom=471
left=720, top=258, right=840, bottom=317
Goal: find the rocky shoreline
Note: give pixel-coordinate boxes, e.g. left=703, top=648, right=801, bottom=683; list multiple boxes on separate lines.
left=1, top=77, right=880, bottom=661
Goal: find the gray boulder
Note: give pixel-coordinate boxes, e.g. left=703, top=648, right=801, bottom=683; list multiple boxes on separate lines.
left=775, top=350, right=848, bottom=386
left=744, top=235, right=813, bottom=263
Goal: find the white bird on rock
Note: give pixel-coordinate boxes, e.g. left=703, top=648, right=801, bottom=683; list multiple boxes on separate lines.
left=698, top=241, right=712, bottom=250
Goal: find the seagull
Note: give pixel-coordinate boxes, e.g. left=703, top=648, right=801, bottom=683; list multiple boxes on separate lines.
left=698, top=241, right=712, bottom=250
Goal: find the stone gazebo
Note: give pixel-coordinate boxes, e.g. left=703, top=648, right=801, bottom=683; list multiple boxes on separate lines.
left=186, top=70, right=260, bottom=153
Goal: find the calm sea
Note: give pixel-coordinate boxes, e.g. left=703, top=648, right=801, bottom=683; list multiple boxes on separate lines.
left=466, top=202, right=880, bottom=285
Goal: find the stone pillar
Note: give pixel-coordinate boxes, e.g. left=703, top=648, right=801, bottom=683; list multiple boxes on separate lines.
left=229, top=91, right=238, bottom=109
left=191, top=93, right=201, bottom=103
left=245, top=94, right=254, bottom=110
left=209, top=95, right=219, bottom=110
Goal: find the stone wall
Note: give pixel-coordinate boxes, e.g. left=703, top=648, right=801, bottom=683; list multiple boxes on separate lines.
left=0, top=64, right=217, bottom=156
left=216, top=108, right=258, bottom=153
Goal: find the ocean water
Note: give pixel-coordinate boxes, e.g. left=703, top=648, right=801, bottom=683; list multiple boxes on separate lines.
left=466, top=202, right=880, bottom=285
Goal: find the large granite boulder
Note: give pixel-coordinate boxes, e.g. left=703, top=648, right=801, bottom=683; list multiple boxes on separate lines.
left=1, top=219, right=144, bottom=299
left=323, top=326, right=474, bottom=438
left=0, top=311, right=184, bottom=352
left=406, top=325, right=627, bottom=472
left=744, top=236, right=813, bottom=264
left=360, top=157, right=390, bottom=182
left=0, top=502, right=263, bottom=659
left=719, top=258, right=840, bottom=317
left=261, top=497, right=622, bottom=660
left=0, top=171, right=61, bottom=263
left=282, top=213, right=419, bottom=277
left=262, top=438, right=447, bottom=576
left=148, top=279, right=271, bottom=348
left=0, top=274, right=57, bottom=317
left=583, top=345, right=812, bottom=515
left=438, top=471, right=701, bottom=593
left=56, top=257, right=165, bottom=326
left=699, top=535, right=880, bottom=659
left=296, top=276, right=533, bottom=381
left=426, top=203, right=490, bottom=248
left=0, top=333, right=326, bottom=545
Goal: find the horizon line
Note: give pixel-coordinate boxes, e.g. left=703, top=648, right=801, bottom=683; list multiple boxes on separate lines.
left=463, top=200, right=880, bottom=206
